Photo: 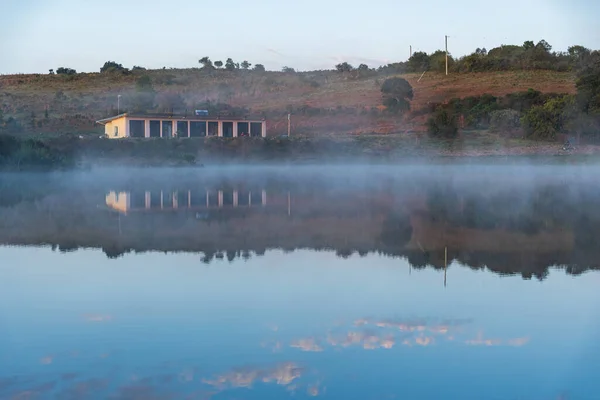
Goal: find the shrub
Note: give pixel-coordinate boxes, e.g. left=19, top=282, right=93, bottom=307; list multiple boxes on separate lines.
left=427, top=107, right=459, bottom=138
left=489, top=109, right=522, bottom=133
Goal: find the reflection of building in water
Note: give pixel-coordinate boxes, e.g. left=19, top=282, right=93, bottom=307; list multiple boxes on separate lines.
left=106, top=189, right=268, bottom=214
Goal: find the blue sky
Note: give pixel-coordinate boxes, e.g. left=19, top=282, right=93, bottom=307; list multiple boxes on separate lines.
left=1, top=0, right=599, bottom=74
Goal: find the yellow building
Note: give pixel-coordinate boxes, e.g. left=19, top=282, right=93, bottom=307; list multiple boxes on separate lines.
left=96, top=113, right=267, bottom=139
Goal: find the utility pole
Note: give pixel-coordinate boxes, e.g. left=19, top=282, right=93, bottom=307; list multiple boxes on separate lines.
left=117, top=94, right=122, bottom=114
left=445, top=35, right=449, bottom=76
left=287, top=113, right=291, bottom=137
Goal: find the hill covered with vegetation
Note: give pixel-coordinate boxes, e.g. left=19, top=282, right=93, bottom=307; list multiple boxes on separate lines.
left=0, top=40, right=598, bottom=143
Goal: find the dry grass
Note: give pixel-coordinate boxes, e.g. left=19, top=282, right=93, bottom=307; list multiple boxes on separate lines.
left=0, top=69, right=576, bottom=135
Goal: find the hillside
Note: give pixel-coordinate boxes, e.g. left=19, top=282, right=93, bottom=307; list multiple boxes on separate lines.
left=0, top=69, right=576, bottom=136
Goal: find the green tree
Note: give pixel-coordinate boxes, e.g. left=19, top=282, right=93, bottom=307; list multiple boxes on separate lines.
left=199, top=56, right=214, bottom=69
left=523, top=41, right=535, bottom=50
left=521, top=95, right=575, bottom=140
left=407, top=51, right=430, bottom=72
left=253, top=64, right=266, bottom=72
left=241, top=60, right=251, bottom=70
left=225, top=58, right=237, bottom=71
left=56, top=67, right=76, bottom=75
left=427, top=107, right=459, bottom=138
left=282, top=66, right=295, bottom=73
left=429, top=50, right=454, bottom=73
left=335, top=62, right=354, bottom=73
left=100, top=61, right=129, bottom=74
left=214, top=60, right=223, bottom=68
left=380, top=77, right=413, bottom=113
left=575, top=52, right=600, bottom=114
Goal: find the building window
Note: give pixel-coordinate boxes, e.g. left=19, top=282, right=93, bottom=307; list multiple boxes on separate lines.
left=114, top=126, right=119, bottom=137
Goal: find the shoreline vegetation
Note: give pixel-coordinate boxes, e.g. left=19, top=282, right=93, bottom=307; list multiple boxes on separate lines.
left=1, top=40, right=599, bottom=169
left=2, top=133, right=600, bottom=171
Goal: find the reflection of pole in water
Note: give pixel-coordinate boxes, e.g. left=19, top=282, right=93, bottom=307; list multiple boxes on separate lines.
left=287, top=191, right=291, bottom=216
left=118, top=213, right=122, bottom=236
left=444, top=246, right=447, bottom=287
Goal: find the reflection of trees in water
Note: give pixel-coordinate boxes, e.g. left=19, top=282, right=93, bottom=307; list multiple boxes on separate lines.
left=5, top=174, right=600, bottom=281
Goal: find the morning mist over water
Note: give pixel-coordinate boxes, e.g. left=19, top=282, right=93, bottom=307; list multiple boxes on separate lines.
left=1, top=165, right=600, bottom=399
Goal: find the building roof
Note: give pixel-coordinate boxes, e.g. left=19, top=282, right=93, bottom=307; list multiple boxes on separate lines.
left=95, top=112, right=265, bottom=125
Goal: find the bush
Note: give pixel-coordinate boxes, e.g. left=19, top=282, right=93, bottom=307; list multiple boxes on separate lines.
left=427, top=107, right=459, bottom=138
left=380, top=77, right=413, bottom=114
left=56, top=67, right=76, bottom=75
left=100, top=61, right=130, bottom=74
left=489, top=109, right=521, bottom=133
left=521, top=95, right=575, bottom=140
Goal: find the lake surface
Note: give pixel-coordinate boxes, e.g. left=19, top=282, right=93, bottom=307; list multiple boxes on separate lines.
left=1, top=165, right=599, bottom=400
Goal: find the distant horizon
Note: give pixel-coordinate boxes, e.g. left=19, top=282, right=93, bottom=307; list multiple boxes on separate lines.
left=1, top=0, right=599, bottom=75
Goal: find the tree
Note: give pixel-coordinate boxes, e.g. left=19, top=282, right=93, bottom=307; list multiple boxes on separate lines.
left=523, top=41, right=535, bottom=50
left=214, top=60, right=223, bottom=68
left=380, top=77, right=413, bottom=114
left=575, top=52, right=600, bottom=114
left=407, top=51, right=430, bottom=72
left=132, top=65, right=146, bottom=71
left=282, top=66, right=295, bottom=73
left=335, top=62, right=354, bottom=73
left=253, top=64, right=266, bottom=72
left=56, top=67, right=76, bottom=75
left=199, top=57, right=214, bottom=69
left=536, top=39, right=552, bottom=53
left=100, top=61, right=129, bottom=74
left=225, top=58, right=237, bottom=71
left=429, top=50, right=454, bottom=73
left=241, top=60, right=251, bottom=70
left=48, top=69, right=54, bottom=75
left=521, top=95, right=575, bottom=140
left=427, top=107, right=459, bottom=138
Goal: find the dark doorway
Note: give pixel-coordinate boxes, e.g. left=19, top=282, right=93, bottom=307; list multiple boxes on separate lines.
left=149, top=120, right=160, bottom=137
left=129, top=120, right=145, bottom=138
left=222, top=122, right=233, bottom=137
left=250, top=122, right=262, bottom=137
left=222, top=190, right=234, bottom=206
left=162, top=121, right=172, bottom=138
left=176, top=121, right=189, bottom=138
left=237, top=122, right=249, bottom=137
left=190, top=121, right=207, bottom=137
left=207, top=122, right=218, bottom=136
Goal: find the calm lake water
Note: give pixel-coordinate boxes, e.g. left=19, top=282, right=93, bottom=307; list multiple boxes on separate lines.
left=1, top=165, right=599, bottom=400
